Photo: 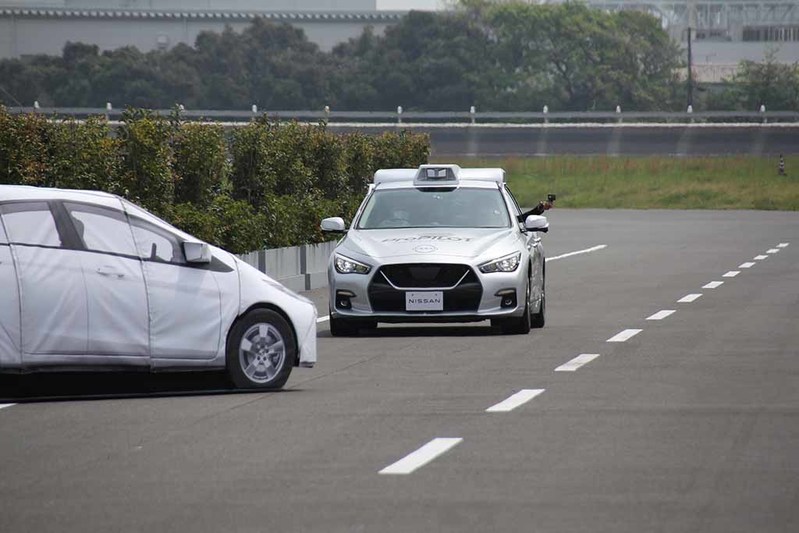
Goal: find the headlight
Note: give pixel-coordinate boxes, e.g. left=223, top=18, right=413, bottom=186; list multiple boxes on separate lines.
left=479, top=252, right=521, bottom=273
left=334, top=253, right=371, bottom=274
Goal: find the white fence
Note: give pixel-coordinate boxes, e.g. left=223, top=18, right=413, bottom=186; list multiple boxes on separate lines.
left=237, top=240, right=338, bottom=293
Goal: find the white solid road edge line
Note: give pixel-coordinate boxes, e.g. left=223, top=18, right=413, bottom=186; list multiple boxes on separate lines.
left=379, top=438, right=463, bottom=475
left=0, top=404, right=15, bottom=410
left=723, top=271, right=740, bottom=278
left=777, top=243, right=789, bottom=248
left=607, top=329, right=642, bottom=343
left=316, top=315, right=330, bottom=323
left=486, top=389, right=545, bottom=412
left=555, top=354, right=600, bottom=372
left=647, top=310, right=675, bottom=321
left=739, top=262, right=756, bottom=269
left=703, top=281, right=724, bottom=289
left=548, top=244, right=608, bottom=262
left=678, top=293, right=703, bottom=303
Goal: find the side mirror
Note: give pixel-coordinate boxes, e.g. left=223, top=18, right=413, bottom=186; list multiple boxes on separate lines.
left=321, top=217, right=346, bottom=232
left=524, top=215, right=549, bottom=233
left=183, top=241, right=212, bottom=264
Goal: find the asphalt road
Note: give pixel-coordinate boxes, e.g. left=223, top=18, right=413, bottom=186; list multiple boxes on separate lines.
left=330, top=125, right=799, bottom=157
left=1, top=209, right=797, bottom=532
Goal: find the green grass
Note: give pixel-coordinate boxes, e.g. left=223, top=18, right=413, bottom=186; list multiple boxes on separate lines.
left=438, top=156, right=799, bottom=210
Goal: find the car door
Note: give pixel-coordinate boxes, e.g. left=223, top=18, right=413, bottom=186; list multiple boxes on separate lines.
left=62, top=201, right=150, bottom=358
left=0, top=201, right=88, bottom=359
left=0, top=215, right=21, bottom=368
left=127, top=214, right=222, bottom=360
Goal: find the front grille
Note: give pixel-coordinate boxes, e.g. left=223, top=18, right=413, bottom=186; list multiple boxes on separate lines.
left=368, top=263, right=482, bottom=312
left=380, top=263, right=470, bottom=288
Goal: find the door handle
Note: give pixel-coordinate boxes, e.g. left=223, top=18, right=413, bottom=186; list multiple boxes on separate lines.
left=96, top=266, right=125, bottom=278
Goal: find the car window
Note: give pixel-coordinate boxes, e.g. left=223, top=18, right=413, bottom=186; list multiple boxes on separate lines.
left=121, top=198, right=193, bottom=241
left=0, top=202, right=62, bottom=247
left=129, top=216, right=185, bottom=264
left=504, top=186, right=523, bottom=217
left=358, top=187, right=510, bottom=229
left=0, top=216, right=7, bottom=244
left=65, top=202, right=137, bottom=257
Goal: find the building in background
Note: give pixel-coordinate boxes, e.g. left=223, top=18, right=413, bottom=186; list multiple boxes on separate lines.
left=0, top=0, right=405, bottom=58
left=546, top=0, right=799, bottom=83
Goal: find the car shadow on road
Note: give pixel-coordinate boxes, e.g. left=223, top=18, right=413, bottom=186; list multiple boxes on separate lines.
left=318, top=324, right=504, bottom=338
left=0, top=371, right=284, bottom=403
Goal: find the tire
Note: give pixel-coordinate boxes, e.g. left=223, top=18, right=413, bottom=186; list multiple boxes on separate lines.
left=530, top=278, right=545, bottom=329
left=499, top=278, right=532, bottom=335
left=226, top=309, right=296, bottom=390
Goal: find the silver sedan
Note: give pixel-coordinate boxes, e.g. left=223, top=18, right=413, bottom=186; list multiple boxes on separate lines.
left=321, top=164, right=550, bottom=335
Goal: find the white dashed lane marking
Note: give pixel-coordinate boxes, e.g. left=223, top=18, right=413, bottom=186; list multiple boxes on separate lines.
left=739, top=262, right=756, bottom=269
left=754, top=255, right=768, bottom=260
left=678, top=293, right=703, bottom=303
left=547, top=244, right=607, bottom=262
left=647, top=310, right=675, bottom=321
left=379, top=438, right=463, bottom=475
left=723, top=271, right=740, bottom=278
left=486, top=389, right=545, bottom=412
left=766, top=249, right=780, bottom=254
left=607, top=329, right=642, bottom=343
left=703, top=281, right=724, bottom=289
left=555, top=354, right=600, bottom=372
left=777, top=243, right=789, bottom=248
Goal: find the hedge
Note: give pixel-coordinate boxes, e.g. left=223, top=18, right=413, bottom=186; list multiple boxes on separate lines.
left=0, top=107, right=430, bottom=253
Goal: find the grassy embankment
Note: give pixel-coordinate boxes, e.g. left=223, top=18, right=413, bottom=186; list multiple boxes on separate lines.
left=444, top=156, right=799, bottom=210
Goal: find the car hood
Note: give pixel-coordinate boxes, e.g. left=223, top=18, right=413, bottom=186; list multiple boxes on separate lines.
left=340, top=228, right=519, bottom=261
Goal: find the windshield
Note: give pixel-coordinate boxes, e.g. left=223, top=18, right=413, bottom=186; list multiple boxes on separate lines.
left=357, top=187, right=510, bottom=229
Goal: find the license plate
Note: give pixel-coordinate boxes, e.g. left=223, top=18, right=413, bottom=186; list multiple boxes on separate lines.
left=405, top=291, right=444, bottom=311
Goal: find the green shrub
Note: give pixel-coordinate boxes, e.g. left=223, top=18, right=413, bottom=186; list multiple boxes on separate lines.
left=0, top=108, right=51, bottom=186
left=229, top=122, right=276, bottom=208
left=172, top=122, right=229, bottom=206
left=268, top=121, right=316, bottom=197
left=169, top=194, right=268, bottom=254
left=305, top=123, right=348, bottom=199
left=116, top=108, right=175, bottom=216
left=371, top=130, right=430, bottom=170
left=47, top=116, right=122, bottom=192
left=342, top=132, right=375, bottom=197
left=0, top=107, right=431, bottom=251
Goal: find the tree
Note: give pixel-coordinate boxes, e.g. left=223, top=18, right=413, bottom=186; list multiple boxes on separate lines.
left=331, top=10, right=496, bottom=110
left=468, top=1, right=681, bottom=110
left=733, top=49, right=799, bottom=110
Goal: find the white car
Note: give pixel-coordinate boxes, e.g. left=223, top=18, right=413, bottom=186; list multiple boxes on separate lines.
left=0, top=185, right=317, bottom=390
left=321, top=164, right=549, bottom=336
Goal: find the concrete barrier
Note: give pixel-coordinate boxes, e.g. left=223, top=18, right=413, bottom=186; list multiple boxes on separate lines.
left=238, top=240, right=338, bottom=293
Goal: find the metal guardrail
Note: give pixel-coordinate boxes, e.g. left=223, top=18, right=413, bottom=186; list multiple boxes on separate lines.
left=237, top=241, right=336, bottom=293
left=6, top=106, right=799, bottom=124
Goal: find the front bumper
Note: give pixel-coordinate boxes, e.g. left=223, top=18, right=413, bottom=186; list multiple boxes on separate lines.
left=329, top=262, right=528, bottom=323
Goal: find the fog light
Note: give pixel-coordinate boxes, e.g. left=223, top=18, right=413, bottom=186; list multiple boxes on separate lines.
left=496, top=289, right=517, bottom=308
left=336, top=290, right=355, bottom=310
